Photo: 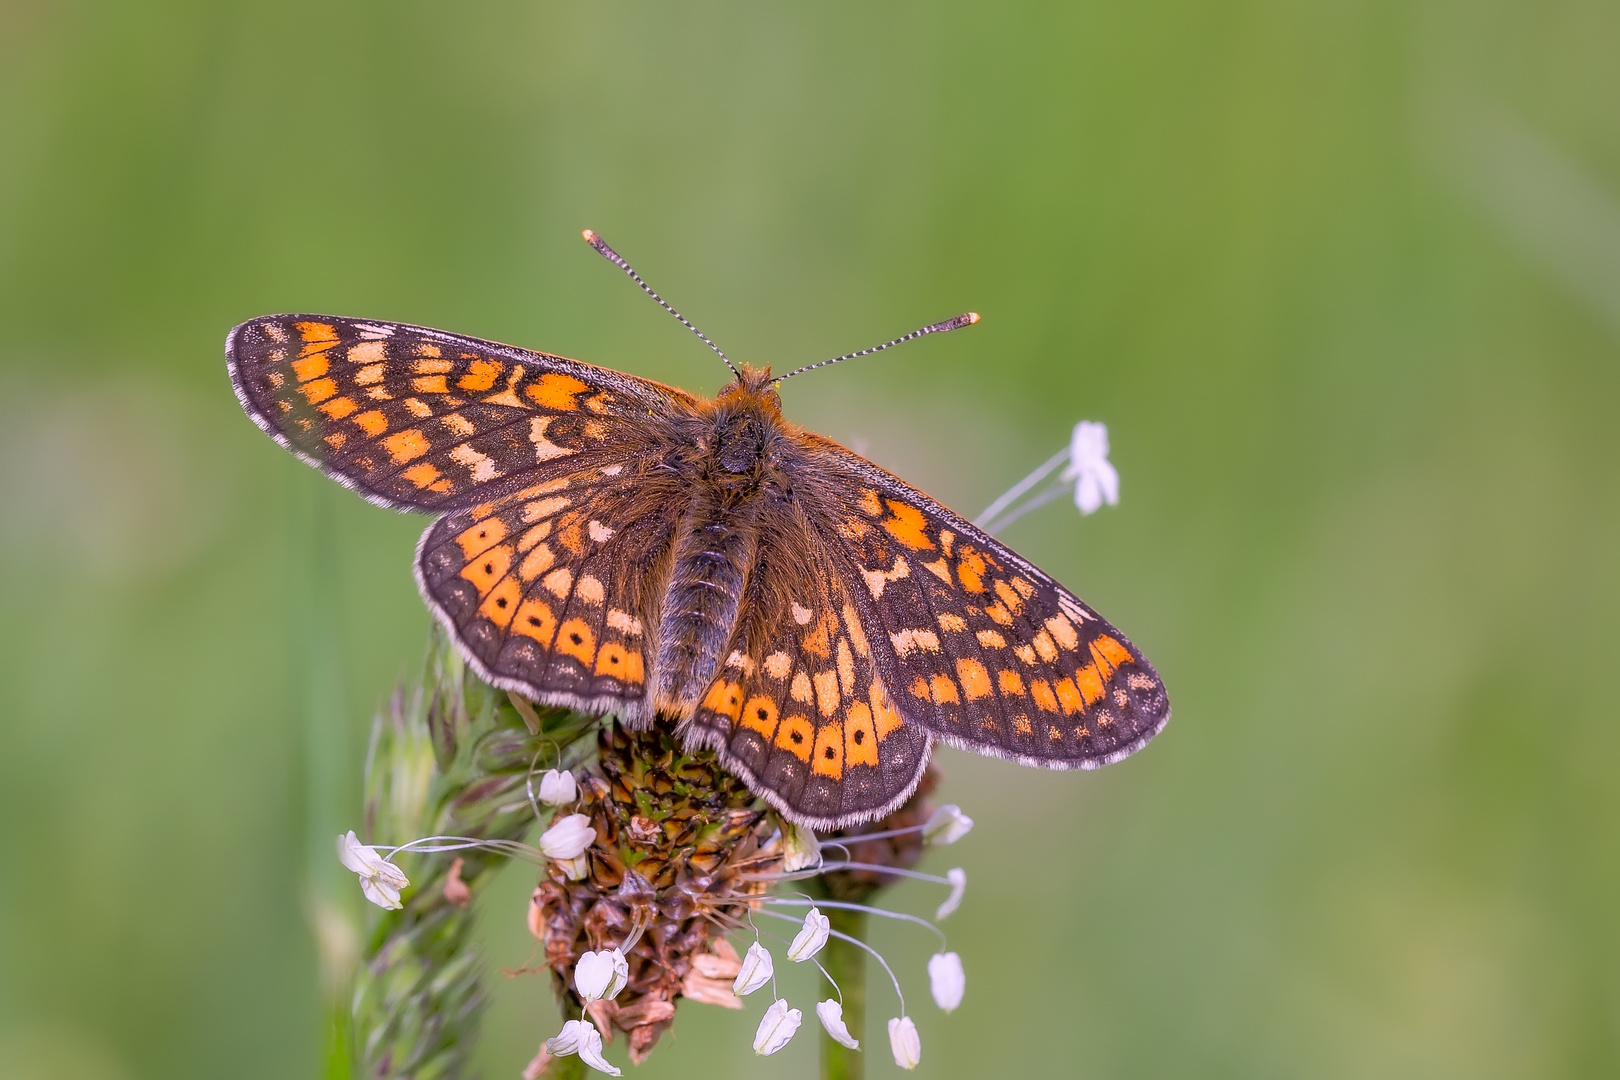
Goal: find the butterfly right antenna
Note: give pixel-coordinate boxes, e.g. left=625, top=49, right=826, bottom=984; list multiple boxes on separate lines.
left=773, top=311, right=980, bottom=383
left=582, top=229, right=742, bottom=381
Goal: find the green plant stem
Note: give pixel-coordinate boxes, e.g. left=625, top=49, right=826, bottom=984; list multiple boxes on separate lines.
left=547, top=1054, right=587, bottom=1080
left=819, top=906, right=868, bottom=1080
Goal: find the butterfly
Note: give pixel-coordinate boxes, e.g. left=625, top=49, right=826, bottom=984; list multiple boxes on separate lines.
left=226, top=231, right=1169, bottom=830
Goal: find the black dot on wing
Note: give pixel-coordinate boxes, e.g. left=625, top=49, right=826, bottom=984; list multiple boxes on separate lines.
left=823, top=746, right=835, bottom=759
left=569, top=631, right=583, bottom=644
left=483, top=562, right=493, bottom=573
left=527, top=616, right=541, bottom=626
left=790, top=731, right=803, bottom=744
left=496, top=597, right=508, bottom=608
left=757, top=707, right=769, bottom=720
left=853, top=730, right=865, bottom=744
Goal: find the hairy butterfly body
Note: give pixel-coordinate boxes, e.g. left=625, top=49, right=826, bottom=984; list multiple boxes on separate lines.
left=228, top=307, right=1168, bottom=829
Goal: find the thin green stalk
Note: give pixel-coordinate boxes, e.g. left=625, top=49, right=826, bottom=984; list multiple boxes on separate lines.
left=819, top=906, right=868, bottom=1080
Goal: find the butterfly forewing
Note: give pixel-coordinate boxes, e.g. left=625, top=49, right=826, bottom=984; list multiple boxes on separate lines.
left=682, top=506, right=931, bottom=829
left=227, top=315, right=689, bottom=511
left=808, top=445, right=1169, bottom=768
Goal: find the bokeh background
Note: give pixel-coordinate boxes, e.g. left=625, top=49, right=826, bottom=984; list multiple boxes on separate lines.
left=3, top=1, right=1617, bottom=1077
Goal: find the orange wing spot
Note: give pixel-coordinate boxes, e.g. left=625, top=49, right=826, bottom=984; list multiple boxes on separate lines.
left=518, top=543, right=555, bottom=581
left=1076, top=664, right=1106, bottom=706
left=412, top=342, right=442, bottom=359
left=1097, top=709, right=1116, bottom=727
left=263, top=322, right=288, bottom=344
left=957, top=549, right=988, bottom=593
left=881, top=500, right=935, bottom=551
left=842, top=605, right=870, bottom=657
left=1074, top=724, right=1091, bottom=739
left=812, top=721, right=845, bottom=779
left=1090, top=636, right=1134, bottom=674
left=930, top=674, right=961, bottom=706
left=1054, top=678, right=1083, bottom=716
left=324, top=433, right=347, bottom=450
left=479, top=576, right=523, bottom=627
left=382, top=428, right=430, bottom=464
left=1030, top=679, right=1059, bottom=713
left=353, top=410, right=388, bottom=437
left=318, top=396, right=358, bottom=420
left=844, top=701, right=878, bottom=767
left=557, top=519, right=584, bottom=556
left=1033, top=630, right=1059, bottom=663
left=742, top=696, right=779, bottom=738
left=621, top=650, right=645, bottom=684
left=956, top=659, right=992, bottom=701
left=922, top=558, right=952, bottom=582
left=459, top=543, right=513, bottom=596
left=456, top=359, right=502, bottom=392
left=791, top=671, right=814, bottom=705
left=1013, top=577, right=1036, bottom=598
left=354, top=363, right=386, bottom=386
left=455, top=518, right=509, bottom=559
left=402, top=463, right=442, bottom=489
left=1128, top=672, right=1157, bottom=691
left=582, top=418, right=609, bottom=440
left=775, top=715, right=815, bottom=762
left=937, top=612, right=967, bottom=632
left=575, top=574, right=604, bottom=606
left=347, top=340, right=386, bottom=364
left=295, top=321, right=338, bottom=349
left=1013, top=716, right=1034, bottom=735
left=594, top=642, right=633, bottom=678
left=837, top=516, right=872, bottom=539
left=481, top=368, right=529, bottom=409
left=1013, top=643, right=1037, bottom=664
left=871, top=681, right=904, bottom=737
left=523, top=496, right=570, bottom=522
left=441, top=412, right=474, bottom=437
left=909, top=676, right=930, bottom=700
left=298, top=378, right=338, bottom=405
left=703, top=680, right=744, bottom=722
left=803, top=611, right=835, bottom=658
left=413, top=356, right=452, bottom=374
left=976, top=629, right=1006, bottom=648
left=412, top=375, right=448, bottom=394
left=541, top=566, right=573, bottom=599
left=1045, top=614, right=1080, bottom=651
left=1049, top=725, right=1064, bottom=741
left=526, top=372, right=590, bottom=411
left=470, top=502, right=498, bottom=521
left=985, top=602, right=1013, bottom=626
left=857, top=488, right=883, bottom=517
left=813, top=670, right=841, bottom=716
left=556, top=618, right=597, bottom=667
left=836, top=637, right=855, bottom=694
left=291, top=353, right=329, bottom=382
left=939, top=530, right=956, bottom=556
left=998, top=669, right=1026, bottom=696
left=994, top=579, right=1025, bottom=615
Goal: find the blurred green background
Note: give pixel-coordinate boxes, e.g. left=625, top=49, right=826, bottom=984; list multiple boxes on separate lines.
left=3, top=1, right=1617, bottom=1077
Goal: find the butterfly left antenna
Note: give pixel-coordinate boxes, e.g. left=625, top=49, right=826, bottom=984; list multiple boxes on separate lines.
left=582, top=229, right=742, bottom=380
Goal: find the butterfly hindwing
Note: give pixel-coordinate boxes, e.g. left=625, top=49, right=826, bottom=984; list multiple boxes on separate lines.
left=227, top=314, right=690, bottom=511
left=682, top=502, right=932, bottom=829
left=416, top=465, right=680, bottom=725
left=806, top=443, right=1170, bottom=769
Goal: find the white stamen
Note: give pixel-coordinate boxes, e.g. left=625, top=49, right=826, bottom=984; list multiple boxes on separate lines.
left=787, top=907, right=831, bottom=962
left=935, top=868, right=967, bottom=920
left=922, top=804, right=974, bottom=845
left=537, top=769, right=577, bottom=806
left=753, top=998, right=802, bottom=1055
left=928, top=951, right=965, bottom=1012
left=732, top=941, right=773, bottom=996
left=888, top=1015, right=922, bottom=1070
left=816, top=999, right=860, bottom=1049
left=574, top=948, right=629, bottom=1003
left=544, top=1018, right=620, bottom=1076
left=539, top=814, right=596, bottom=860
left=336, top=830, right=409, bottom=910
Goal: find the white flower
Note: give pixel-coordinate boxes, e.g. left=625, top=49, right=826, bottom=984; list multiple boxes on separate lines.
left=539, top=813, right=596, bottom=860
left=537, top=769, right=577, bottom=806
left=1063, top=420, right=1119, bottom=515
left=781, top=822, right=822, bottom=872
left=544, top=1018, right=620, bottom=1076
left=753, top=999, right=802, bottom=1056
left=732, top=941, right=773, bottom=996
left=787, top=907, right=831, bottom=962
left=815, top=999, right=860, bottom=1049
left=935, top=867, right=967, bottom=920
left=922, top=804, right=974, bottom=845
left=336, top=831, right=409, bottom=910
left=928, top=951, right=965, bottom=1012
left=574, top=948, right=629, bottom=1003
left=888, top=1015, right=921, bottom=1070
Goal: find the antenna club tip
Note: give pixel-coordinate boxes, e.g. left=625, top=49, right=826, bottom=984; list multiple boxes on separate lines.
left=581, top=229, right=598, bottom=243
left=966, top=312, right=980, bottom=324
